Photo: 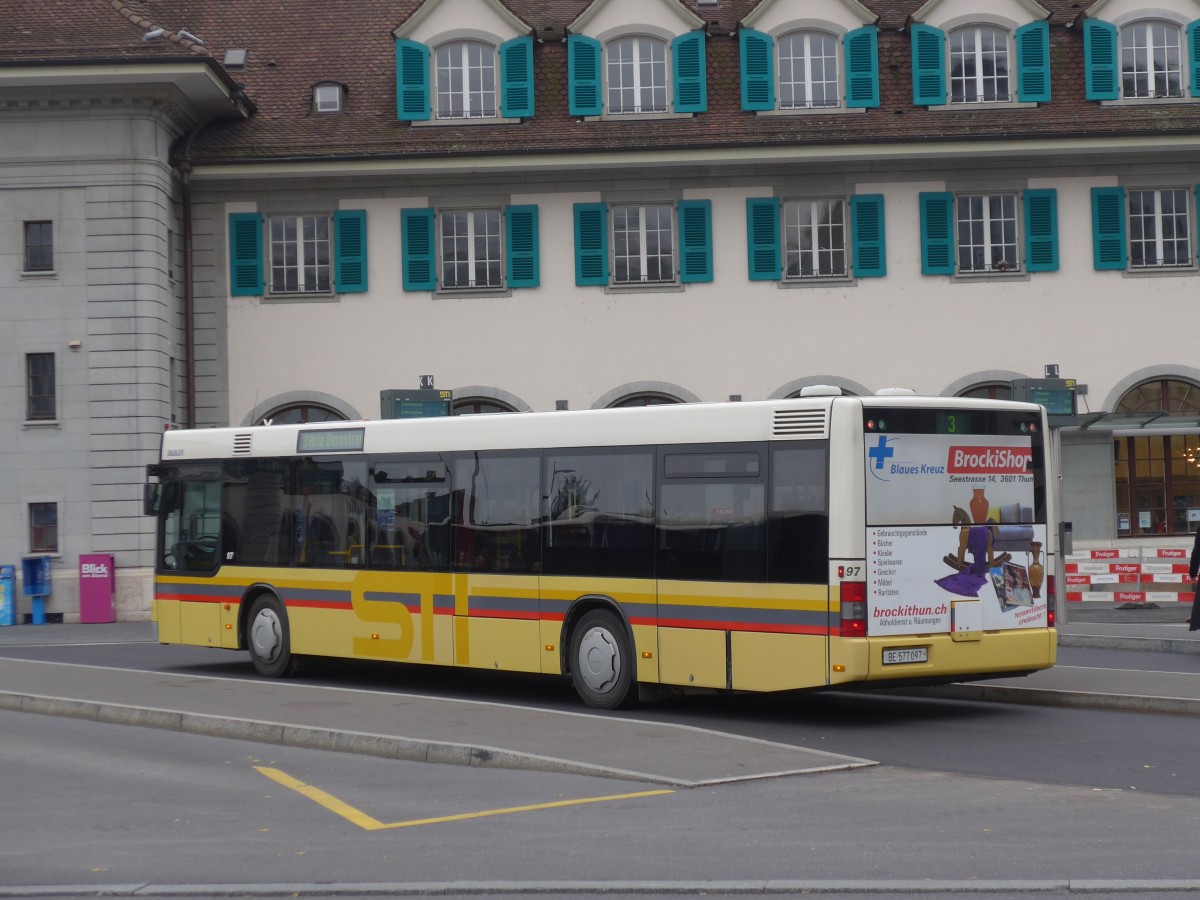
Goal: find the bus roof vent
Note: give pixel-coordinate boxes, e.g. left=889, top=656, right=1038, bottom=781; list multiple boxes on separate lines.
left=875, top=387, right=916, bottom=396
left=233, top=433, right=253, bottom=455
left=799, top=384, right=842, bottom=397
left=773, top=408, right=829, bottom=437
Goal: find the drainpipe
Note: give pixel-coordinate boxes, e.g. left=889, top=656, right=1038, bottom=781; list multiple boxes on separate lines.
left=180, top=162, right=197, bottom=429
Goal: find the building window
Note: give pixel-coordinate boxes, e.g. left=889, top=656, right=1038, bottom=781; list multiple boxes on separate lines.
left=453, top=399, right=516, bottom=415
left=313, top=83, right=344, bottom=113
left=1114, top=379, right=1200, bottom=536
left=24, top=221, right=53, bottom=272
left=1121, top=21, right=1183, bottom=99
left=611, top=393, right=681, bottom=407
left=263, top=403, right=346, bottom=425
left=29, top=502, right=58, bottom=553
left=269, top=215, right=331, bottom=293
left=612, top=204, right=674, bottom=284
left=440, top=209, right=502, bottom=289
left=958, top=383, right=1014, bottom=401
left=949, top=26, right=1010, bottom=103
left=956, top=193, right=1019, bottom=273
left=26, top=353, right=55, bottom=420
left=777, top=31, right=839, bottom=109
left=922, top=190, right=1057, bottom=276
left=783, top=199, right=847, bottom=278
left=435, top=41, right=497, bottom=119
left=1128, top=189, right=1191, bottom=268
left=607, top=36, right=668, bottom=114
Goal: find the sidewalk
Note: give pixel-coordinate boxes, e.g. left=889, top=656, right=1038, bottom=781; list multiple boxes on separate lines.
left=0, top=611, right=1196, bottom=787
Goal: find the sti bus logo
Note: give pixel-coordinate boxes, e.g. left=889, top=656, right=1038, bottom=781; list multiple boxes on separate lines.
left=946, top=446, right=1033, bottom=474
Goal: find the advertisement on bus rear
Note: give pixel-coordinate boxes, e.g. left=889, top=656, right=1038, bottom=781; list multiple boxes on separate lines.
left=864, top=433, right=1047, bottom=636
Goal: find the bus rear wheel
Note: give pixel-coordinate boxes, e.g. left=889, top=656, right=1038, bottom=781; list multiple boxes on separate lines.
left=569, top=609, right=634, bottom=709
left=247, top=595, right=294, bottom=678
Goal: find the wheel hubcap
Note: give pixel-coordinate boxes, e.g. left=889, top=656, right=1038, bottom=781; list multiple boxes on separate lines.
left=577, top=626, right=621, bottom=694
left=250, top=608, right=281, bottom=663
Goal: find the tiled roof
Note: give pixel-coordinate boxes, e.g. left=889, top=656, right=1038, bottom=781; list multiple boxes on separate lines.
left=7, top=0, right=1193, bottom=167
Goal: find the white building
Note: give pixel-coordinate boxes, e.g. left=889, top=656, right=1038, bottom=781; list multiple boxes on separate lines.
left=4, top=0, right=1200, bottom=619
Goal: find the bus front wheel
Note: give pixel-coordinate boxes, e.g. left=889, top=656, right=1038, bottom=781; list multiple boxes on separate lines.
left=569, top=609, right=634, bottom=709
left=247, top=595, right=294, bottom=678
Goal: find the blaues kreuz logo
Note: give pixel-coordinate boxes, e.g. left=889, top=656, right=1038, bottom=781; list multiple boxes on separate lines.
left=867, top=435, right=896, bottom=481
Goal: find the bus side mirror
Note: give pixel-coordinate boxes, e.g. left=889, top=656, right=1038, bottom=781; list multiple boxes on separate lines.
left=144, top=483, right=161, bottom=517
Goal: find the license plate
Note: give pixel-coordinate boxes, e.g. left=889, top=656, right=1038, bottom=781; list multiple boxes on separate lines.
left=882, top=647, right=928, bottom=665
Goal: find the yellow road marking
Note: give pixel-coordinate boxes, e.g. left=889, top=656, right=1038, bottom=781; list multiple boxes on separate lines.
left=255, top=766, right=673, bottom=831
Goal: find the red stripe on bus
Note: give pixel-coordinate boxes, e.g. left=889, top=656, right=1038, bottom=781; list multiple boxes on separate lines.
left=156, top=593, right=226, bottom=604
left=284, top=599, right=353, bottom=609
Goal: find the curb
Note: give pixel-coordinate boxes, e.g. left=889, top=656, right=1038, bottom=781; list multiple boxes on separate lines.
left=1059, top=632, right=1200, bottom=655
left=904, top=682, right=1200, bottom=716
left=5, top=878, right=1200, bottom=896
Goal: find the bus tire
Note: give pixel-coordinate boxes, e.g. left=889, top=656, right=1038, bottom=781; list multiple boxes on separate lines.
left=246, top=594, right=294, bottom=678
left=569, top=609, right=634, bottom=709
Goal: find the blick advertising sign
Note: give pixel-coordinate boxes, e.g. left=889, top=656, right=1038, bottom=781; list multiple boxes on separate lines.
left=864, top=433, right=1047, bottom=636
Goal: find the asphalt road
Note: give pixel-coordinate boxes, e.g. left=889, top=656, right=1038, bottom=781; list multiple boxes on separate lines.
left=1, top=640, right=1197, bottom=797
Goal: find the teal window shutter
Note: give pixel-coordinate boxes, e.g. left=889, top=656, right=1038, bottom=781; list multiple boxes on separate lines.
left=1023, top=190, right=1058, bottom=273
left=573, top=203, right=608, bottom=285
left=678, top=200, right=713, bottom=283
left=919, top=192, right=954, bottom=275
left=228, top=212, right=263, bottom=296
left=851, top=195, right=886, bottom=277
left=334, top=210, right=368, bottom=293
left=1083, top=20, right=1118, bottom=100
left=1189, top=20, right=1200, bottom=97
left=505, top=205, right=539, bottom=288
left=568, top=35, right=603, bottom=116
left=401, top=208, right=436, bottom=291
left=672, top=32, right=707, bottom=113
left=844, top=26, right=880, bottom=108
left=745, top=197, right=781, bottom=281
left=911, top=24, right=946, bottom=106
left=1090, top=187, right=1127, bottom=270
left=1016, top=21, right=1051, bottom=103
left=395, top=39, right=430, bottom=121
left=500, top=36, right=534, bottom=118
left=740, top=29, right=775, bottom=111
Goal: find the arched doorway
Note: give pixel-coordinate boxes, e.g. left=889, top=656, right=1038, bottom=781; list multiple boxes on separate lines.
left=957, top=382, right=1013, bottom=401
left=1113, top=379, right=1200, bottom=536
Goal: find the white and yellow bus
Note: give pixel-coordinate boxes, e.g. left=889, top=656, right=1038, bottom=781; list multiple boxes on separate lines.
left=146, top=391, right=1057, bottom=708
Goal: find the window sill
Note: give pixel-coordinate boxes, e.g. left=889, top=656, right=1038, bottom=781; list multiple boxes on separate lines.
left=778, top=276, right=856, bottom=288
left=20, top=270, right=57, bottom=279
left=584, top=111, right=694, bottom=122
left=952, top=270, right=1030, bottom=282
left=23, top=420, right=61, bottom=429
left=927, top=100, right=1038, bottom=112
left=412, top=116, right=522, bottom=127
left=756, top=106, right=866, bottom=117
left=1123, top=266, right=1197, bottom=278
left=1102, top=96, right=1199, bottom=108
left=434, top=286, right=513, bottom=299
left=603, top=282, right=684, bottom=294
left=262, top=292, right=340, bottom=303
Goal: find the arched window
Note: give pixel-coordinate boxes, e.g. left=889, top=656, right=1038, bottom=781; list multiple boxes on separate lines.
left=1120, top=21, right=1183, bottom=99
left=610, top=393, right=681, bottom=407
left=607, top=35, right=668, bottom=114
left=958, top=382, right=1013, bottom=401
left=264, top=403, right=346, bottom=425
left=453, top=398, right=516, bottom=415
left=777, top=30, right=839, bottom=109
left=1114, top=379, right=1200, bottom=535
left=435, top=40, right=498, bottom=119
left=949, top=25, right=1010, bottom=103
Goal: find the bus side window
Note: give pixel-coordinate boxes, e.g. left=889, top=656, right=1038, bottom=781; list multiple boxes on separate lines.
left=767, top=444, right=829, bottom=584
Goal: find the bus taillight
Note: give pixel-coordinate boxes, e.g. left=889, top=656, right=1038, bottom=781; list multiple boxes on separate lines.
left=1046, top=573, right=1056, bottom=627
left=839, top=580, right=867, bottom=637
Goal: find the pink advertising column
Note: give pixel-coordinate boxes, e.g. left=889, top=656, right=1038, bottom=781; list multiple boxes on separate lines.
left=79, top=554, right=115, bottom=624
